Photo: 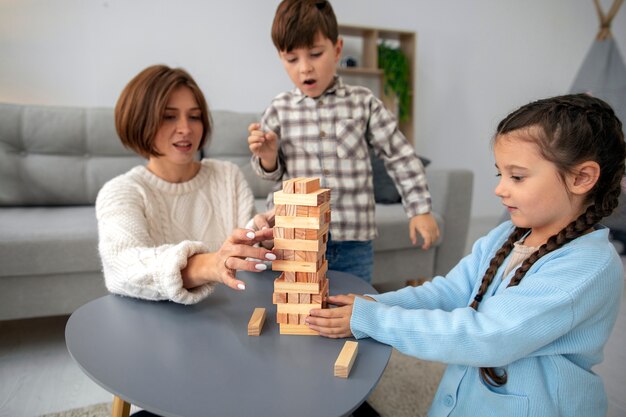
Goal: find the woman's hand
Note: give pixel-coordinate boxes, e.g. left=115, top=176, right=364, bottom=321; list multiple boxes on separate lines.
left=306, top=294, right=359, bottom=338
left=182, top=227, right=276, bottom=291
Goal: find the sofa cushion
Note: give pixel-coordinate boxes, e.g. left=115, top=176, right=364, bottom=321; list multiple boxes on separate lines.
left=0, top=103, right=143, bottom=206
left=0, top=206, right=100, bottom=277
left=374, top=204, right=443, bottom=251
left=205, top=110, right=277, bottom=199
left=371, top=150, right=431, bottom=204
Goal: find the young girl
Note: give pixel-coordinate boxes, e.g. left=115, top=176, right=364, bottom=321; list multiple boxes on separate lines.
left=307, top=94, right=625, bottom=416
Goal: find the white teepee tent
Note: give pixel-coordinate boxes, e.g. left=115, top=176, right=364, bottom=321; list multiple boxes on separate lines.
left=570, top=0, right=626, bottom=249
left=570, top=0, right=626, bottom=129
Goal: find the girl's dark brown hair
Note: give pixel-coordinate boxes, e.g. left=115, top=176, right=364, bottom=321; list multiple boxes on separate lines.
left=474, top=93, right=625, bottom=386
left=271, top=0, right=338, bottom=52
left=114, top=64, right=212, bottom=158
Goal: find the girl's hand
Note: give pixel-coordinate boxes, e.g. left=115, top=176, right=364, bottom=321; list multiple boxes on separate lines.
left=248, top=123, right=279, bottom=171
left=182, top=228, right=276, bottom=291
left=306, top=294, right=358, bottom=338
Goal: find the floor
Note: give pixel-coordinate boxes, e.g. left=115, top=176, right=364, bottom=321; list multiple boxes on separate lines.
left=0, top=216, right=624, bottom=417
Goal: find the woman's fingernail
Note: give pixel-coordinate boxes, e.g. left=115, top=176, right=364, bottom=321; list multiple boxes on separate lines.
left=255, top=263, right=267, bottom=271
left=237, top=283, right=246, bottom=290
left=264, top=253, right=277, bottom=261
left=246, top=231, right=256, bottom=239
left=262, top=226, right=268, bottom=230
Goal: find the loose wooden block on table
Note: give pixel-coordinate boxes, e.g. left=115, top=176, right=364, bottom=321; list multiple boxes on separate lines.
left=247, top=307, right=266, bottom=336
left=334, top=340, right=359, bottom=378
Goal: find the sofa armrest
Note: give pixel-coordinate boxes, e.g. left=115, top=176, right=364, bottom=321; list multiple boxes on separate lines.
left=426, top=169, right=474, bottom=276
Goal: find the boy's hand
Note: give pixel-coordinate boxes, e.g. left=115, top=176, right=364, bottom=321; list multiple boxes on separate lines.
left=248, top=123, right=279, bottom=172
left=252, top=209, right=275, bottom=249
left=409, top=213, right=440, bottom=250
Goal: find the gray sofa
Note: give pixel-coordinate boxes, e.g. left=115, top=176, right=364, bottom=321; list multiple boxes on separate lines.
left=0, top=102, right=473, bottom=321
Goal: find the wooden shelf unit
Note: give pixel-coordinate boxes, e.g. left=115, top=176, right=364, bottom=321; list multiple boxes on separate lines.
left=337, top=24, right=416, bottom=143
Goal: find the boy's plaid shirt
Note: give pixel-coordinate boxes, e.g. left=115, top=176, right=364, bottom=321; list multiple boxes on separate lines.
left=251, top=77, right=431, bottom=241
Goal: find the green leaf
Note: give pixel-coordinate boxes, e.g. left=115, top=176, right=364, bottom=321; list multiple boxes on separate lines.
left=377, top=42, right=411, bottom=122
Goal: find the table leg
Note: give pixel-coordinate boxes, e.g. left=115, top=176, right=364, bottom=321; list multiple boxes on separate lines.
left=111, top=395, right=131, bottom=417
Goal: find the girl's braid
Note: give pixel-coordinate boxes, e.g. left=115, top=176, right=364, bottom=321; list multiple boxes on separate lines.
left=469, top=227, right=528, bottom=310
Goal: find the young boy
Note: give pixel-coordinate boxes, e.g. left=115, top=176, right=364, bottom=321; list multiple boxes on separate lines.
left=248, top=0, right=439, bottom=283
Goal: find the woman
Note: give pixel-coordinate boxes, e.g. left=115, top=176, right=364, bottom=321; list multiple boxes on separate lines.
left=96, top=64, right=275, bottom=304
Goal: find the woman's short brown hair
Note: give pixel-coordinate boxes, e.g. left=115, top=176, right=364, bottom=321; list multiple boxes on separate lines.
left=114, top=64, right=212, bottom=158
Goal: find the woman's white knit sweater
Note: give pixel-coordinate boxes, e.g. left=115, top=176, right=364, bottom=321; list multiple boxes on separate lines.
left=95, top=159, right=255, bottom=304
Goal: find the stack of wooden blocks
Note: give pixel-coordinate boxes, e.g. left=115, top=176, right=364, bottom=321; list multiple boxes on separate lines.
left=271, top=177, right=331, bottom=336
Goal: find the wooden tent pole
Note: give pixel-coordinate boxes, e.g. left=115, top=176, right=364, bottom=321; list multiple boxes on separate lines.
left=594, top=0, right=624, bottom=40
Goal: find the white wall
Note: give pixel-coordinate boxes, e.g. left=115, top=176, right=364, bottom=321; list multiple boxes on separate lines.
left=1, top=0, right=625, bottom=218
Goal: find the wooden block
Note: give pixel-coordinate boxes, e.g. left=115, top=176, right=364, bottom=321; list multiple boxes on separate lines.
left=308, top=201, right=330, bottom=216
left=283, top=271, right=296, bottom=282
left=276, top=312, right=289, bottom=324
left=274, top=237, right=324, bottom=252
left=275, top=204, right=287, bottom=216
left=247, top=308, right=266, bottom=336
left=299, top=293, right=311, bottom=322
left=274, top=277, right=320, bottom=294
left=312, top=278, right=329, bottom=304
left=303, top=260, right=328, bottom=284
left=285, top=204, right=297, bottom=216
left=296, top=271, right=308, bottom=283
left=287, top=293, right=299, bottom=324
left=272, top=291, right=287, bottom=304
left=334, top=341, right=358, bottom=378
left=295, top=250, right=316, bottom=263
left=303, top=223, right=329, bottom=240
left=277, top=302, right=322, bottom=315
left=273, top=227, right=285, bottom=239
left=295, top=178, right=320, bottom=194
left=275, top=215, right=324, bottom=229
left=282, top=249, right=295, bottom=261
left=284, top=227, right=294, bottom=239
left=282, top=178, right=302, bottom=194
left=274, top=189, right=330, bottom=207
left=272, top=260, right=319, bottom=273
left=279, top=323, right=319, bottom=336
left=296, top=206, right=309, bottom=217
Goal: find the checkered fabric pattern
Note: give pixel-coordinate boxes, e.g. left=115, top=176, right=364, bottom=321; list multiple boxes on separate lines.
left=252, top=76, right=431, bottom=241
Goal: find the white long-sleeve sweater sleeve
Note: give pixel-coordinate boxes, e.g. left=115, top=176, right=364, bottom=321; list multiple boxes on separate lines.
left=95, top=159, right=255, bottom=304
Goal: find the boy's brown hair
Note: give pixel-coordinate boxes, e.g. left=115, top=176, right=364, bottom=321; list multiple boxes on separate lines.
left=271, top=0, right=338, bottom=52
left=114, top=64, right=212, bottom=158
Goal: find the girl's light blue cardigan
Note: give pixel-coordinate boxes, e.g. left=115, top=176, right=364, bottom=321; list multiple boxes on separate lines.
left=352, top=221, right=623, bottom=417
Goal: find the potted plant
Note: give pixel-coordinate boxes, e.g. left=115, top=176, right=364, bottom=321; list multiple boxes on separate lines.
left=377, top=42, right=411, bottom=122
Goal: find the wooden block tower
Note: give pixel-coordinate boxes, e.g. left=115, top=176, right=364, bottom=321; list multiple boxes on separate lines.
left=271, top=177, right=331, bottom=335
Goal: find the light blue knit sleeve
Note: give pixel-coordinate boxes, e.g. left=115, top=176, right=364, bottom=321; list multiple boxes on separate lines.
left=366, top=222, right=514, bottom=311
left=350, top=228, right=623, bottom=368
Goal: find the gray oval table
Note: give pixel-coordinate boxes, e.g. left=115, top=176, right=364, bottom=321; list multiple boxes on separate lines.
left=65, top=270, right=392, bottom=417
